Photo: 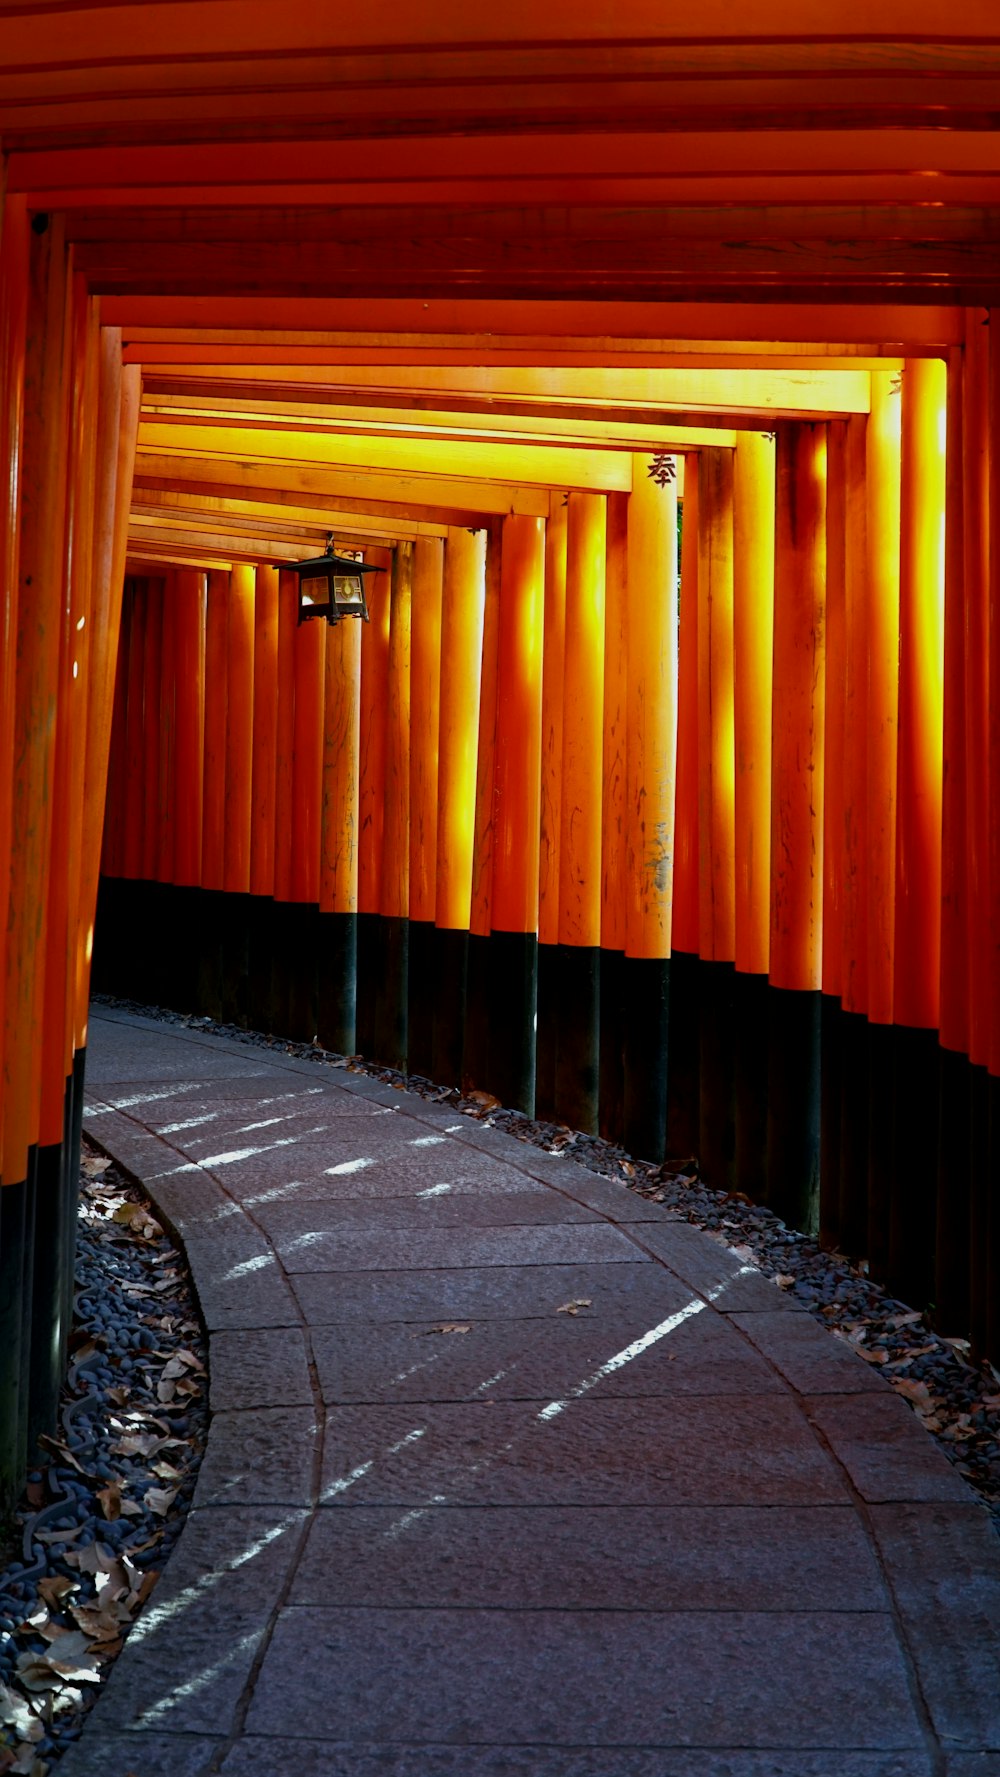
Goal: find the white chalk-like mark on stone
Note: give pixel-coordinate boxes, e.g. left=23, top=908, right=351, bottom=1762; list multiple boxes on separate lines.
left=417, top=1181, right=453, bottom=1197
left=409, top=1135, right=447, bottom=1148
left=325, top=1157, right=375, bottom=1176
left=537, top=1297, right=707, bottom=1421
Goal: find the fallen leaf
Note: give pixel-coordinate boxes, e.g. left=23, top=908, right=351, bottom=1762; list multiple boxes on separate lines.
left=773, top=1274, right=796, bottom=1290
left=556, top=1298, right=593, bottom=1316
left=81, top=1156, right=112, bottom=1177
left=465, top=1090, right=500, bottom=1111
left=888, top=1310, right=924, bottom=1329
left=857, top=1346, right=890, bottom=1365
left=37, top=1576, right=76, bottom=1611
left=417, top=1323, right=472, bottom=1336
left=0, top=1681, right=39, bottom=1736
left=891, top=1377, right=935, bottom=1409
left=96, top=1481, right=123, bottom=1521
left=143, top=1486, right=178, bottom=1516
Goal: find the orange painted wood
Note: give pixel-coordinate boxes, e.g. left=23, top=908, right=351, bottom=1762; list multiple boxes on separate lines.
left=939, top=346, right=969, bottom=1058
left=409, top=537, right=443, bottom=925
left=223, top=562, right=255, bottom=894
left=538, top=494, right=567, bottom=948
left=822, top=423, right=847, bottom=1003
left=697, top=446, right=736, bottom=964
left=894, top=357, right=947, bottom=1032
left=733, top=432, right=775, bottom=979
left=492, top=515, right=545, bottom=937
left=866, top=371, right=902, bottom=1025
left=382, top=542, right=412, bottom=923
left=157, top=573, right=177, bottom=883
left=320, top=602, right=362, bottom=915
left=201, top=570, right=229, bottom=892
left=250, top=564, right=279, bottom=897
left=671, top=476, right=699, bottom=958
left=436, top=526, right=486, bottom=933
left=171, top=569, right=206, bottom=888
left=272, top=568, right=298, bottom=902
left=290, top=590, right=325, bottom=904
left=102, top=607, right=129, bottom=880
left=770, top=423, right=827, bottom=994
left=4, top=216, right=71, bottom=1183
left=357, top=548, right=391, bottom=916
left=0, top=193, right=28, bottom=1176
left=625, top=456, right=678, bottom=961
left=964, top=312, right=992, bottom=1068
left=122, top=579, right=148, bottom=882
left=559, top=491, right=606, bottom=950
left=601, top=490, right=629, bottom=954
left=988, top=328, right=1000, bottom=1077
left=140, top=577, right=164, bottom=882
left=839, top=413, right=870, bottom=1018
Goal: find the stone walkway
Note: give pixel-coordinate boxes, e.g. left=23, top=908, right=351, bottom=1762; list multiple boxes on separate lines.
left=59, top=1007, right=1000, bottom=1777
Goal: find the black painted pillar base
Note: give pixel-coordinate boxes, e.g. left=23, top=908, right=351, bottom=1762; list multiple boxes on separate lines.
left=0, top=1172, right=29, bottom=1512
left=355, top=912, right=382, bottom=1061
left=665, top=950, right=699, bottom=1160
left=220, top=891, right=251, bottom=1027
left=765, top=985, right=821, bottom=1233
left=622, top=954, right=669, bottom=1164
left=534, top=941, right=559, bottom=1122
left=431, top=927, right=468, bottom=1091
left=699, top=959, right=735, bottom=1192
left=867, top=1021, right=895, bottom=1282
left=28, top=1136, right=66, bottom=1457
left=734, top=971, right=769, bottom=1201
left=317, top=911, right=357, bottom=1056
left=819, top=995, right=844, bottom=1250
left=194, top=887, right=226, bottom=1021
left=554, top=943, right=600, bottom=1136
left=987, top=1072, right=1000, bottom=1361
left=65, top=1048, right=86, bottom=1329
left=245, top=896, right=274, bottom=1033
left=888, top=1024, right=940, bottom=1312
left=373, top=914, right=409, bottom=1072
left=935, top=1044, right=972, bottom=1337
left=462, top=931, right=492, bottom=1094
left=483, top=930, right=537, bottom=1116
left=969, top=1063, right=991, bottom=1357
left=598, top=948, right=625, bottom=1145
left=284, top=903, right=320, bottom=1043
left=407, top=919, right=436, bottom=1079
left=836, top=1009, right=870, bottom=1260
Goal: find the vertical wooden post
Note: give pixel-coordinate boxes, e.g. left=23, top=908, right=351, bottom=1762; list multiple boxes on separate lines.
left=266, top=568, right=298, bottom=1034
left=355, top=548, right=391, bottom=1058
left=407, top=536, right=444, bottom=1076
left=837, top=412, right=871, bottom=1257
left=599, top=490, right=629, bottom=1142
left=170, top=567, right=206, bottom=1011
left=318, top=599, right=362, bottom=1054
left=198, top=569, right=229, bottom=1016
left=986, top=318, right=1000, bottom=1356
left=696, top=445, right=736, bottom=1188
left=667, top=465, right=700, bottom=1157
left=463, top=520, right=503, bottom=1092
left=286, top=592, right=325, bottom=1040
left=157, top=574, right=178, bottom=890
left=624, top=456, right=678, bottom=1161
left=246, top=563, right=278, bottom=1028
left=221, top=561, right=255, bottom=1024
left=434, top=526, right=486, bottom=1086
left=890, top=356, right=947, bottom=1305
left=819, top=420, right=848, bottom=1250
left=555, top=490, right=606, bottom=1133
left=122, top=581, right=148, bottom=886
left=373, top=541, right=412, bottom=1069
left=536, top=492, right=568, bottom=1119
left=0, top=193, right=28, bottom=1200
left=140, top=579, right=164, bottom=888
left=733, top=430, right=775, bottom=1200
left=767, top=422, right=826, bottom=1231
left=489, top=513, right=545, bottom=1113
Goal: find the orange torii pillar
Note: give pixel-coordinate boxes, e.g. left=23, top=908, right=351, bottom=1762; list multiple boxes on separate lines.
left=554, top=491, right=606, bottom=1133
left=936, top=340, right=972, bottom=1336
left=766, top=423, right=826, bottom=1230
left=169, top=567, right=207, bottom=1011
left=889, top=357, right=947, bottom=1307
left=1, top=211, right=72, bottom=1501
left=483, top=514, right=544, bottom=1114
left=355, top=548, right=391, bottom=1060
left=198, top=568, right=230, bottom=1016
left=733, top=431, right=775, bottom=1199
left=318, top=591, right=362, bottom=1054
left=832, top=414, right=871, bottom=1259
left=666, top=464, right=700, bottom=1157
left=984, top=317, right=1000, bottom=1355
left=865, top=371, right=902, bottom=1276
left=599, top=490, right=629, bottom=1141
left=373, top=541, right=412, bottom=1069
left=535, top=493, right=568, bottom=1121
left=433, top=526, right=486, bottom=1086
left=462, top=519, right=503, bottom=1092
left=696, top=446, right=736, bottom=1188
left=820, top=418, right=849, bottom=1250
left=266, top=567, right=300, bottom=1034
left=624, top=456, right=678, bottom=1161
left=220, top=562, right=255, bottom=1024
left=246, top=564, right=278, bottom=1030
left=407, top=538, right=444, bottom=1078
left=285, top=581, right=326, bottom=1041
left=962, top=312, right=992, bottom=1353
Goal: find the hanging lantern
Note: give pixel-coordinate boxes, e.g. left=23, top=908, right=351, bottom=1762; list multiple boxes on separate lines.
left=292, top=537, right=376, bottom=626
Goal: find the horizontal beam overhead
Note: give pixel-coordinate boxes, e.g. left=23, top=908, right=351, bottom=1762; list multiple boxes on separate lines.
left=134, top=454, right=553, bottom=518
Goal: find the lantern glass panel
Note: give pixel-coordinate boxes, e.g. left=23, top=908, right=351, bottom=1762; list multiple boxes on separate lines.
left=332, top=574, right=365, bottom=611
left=300, top=574, right=330, bottom=610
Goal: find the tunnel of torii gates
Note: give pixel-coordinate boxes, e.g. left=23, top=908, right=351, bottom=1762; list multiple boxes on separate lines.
left=2, top=7, right=1000, bottom=1511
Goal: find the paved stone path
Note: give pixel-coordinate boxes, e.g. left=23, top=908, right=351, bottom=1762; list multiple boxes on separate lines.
left=59, top=1007, right=1000, bottom=1777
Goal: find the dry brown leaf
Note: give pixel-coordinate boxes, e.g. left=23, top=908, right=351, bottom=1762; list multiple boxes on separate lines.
left=81, top=1156, right=112, bottom=1178
left=465, top=1090, right=501, bottom=1110
left=773, top=1274, right=796, bottom=1289
left=857, top=1346, right=890, bottom=1364
left=143, top=1486, right=178, bottom=1517
left=37, top=1576, right=76, bottom=1611
left=891, top=1377, right=935, bottom=1409
left=556, top=1298, right=592, bottom=1316
left=417, top=1323, right=471, bottom=1336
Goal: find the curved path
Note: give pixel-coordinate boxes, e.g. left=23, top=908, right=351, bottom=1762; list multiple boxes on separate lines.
left=59, top=1007, right=1000, bottom=1777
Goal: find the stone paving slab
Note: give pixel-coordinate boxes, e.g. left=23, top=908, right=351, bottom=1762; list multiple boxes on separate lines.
left=220, top=1748, right=933, bottom=1777
left=310, top=1305, right=785, bottom=1403
left=290, top=1502, right=886, bottom=1610
left=267, top=1219, right=647, bottom=1273
left=290, top=1260, right=660, bottom=1324
left=318, top=1398, right=851, bottom=1505
left=244, top=1607, right=923, bottom=1749
left=72, top=1010, right=1000, bottom=1773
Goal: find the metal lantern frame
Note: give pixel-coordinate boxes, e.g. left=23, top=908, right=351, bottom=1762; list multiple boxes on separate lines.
left=292, top=536, right=377, bottom=626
